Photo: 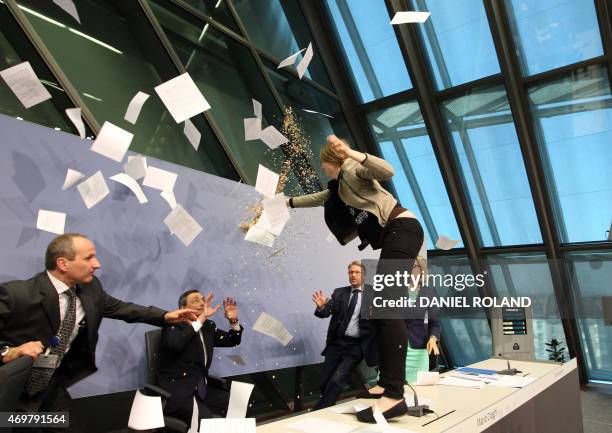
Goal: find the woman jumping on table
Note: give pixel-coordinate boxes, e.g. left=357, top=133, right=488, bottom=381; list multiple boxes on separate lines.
left=286, top=135, right=424, bottom=422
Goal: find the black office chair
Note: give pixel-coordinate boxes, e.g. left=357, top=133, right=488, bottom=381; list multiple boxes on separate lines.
left=143, top=330, right=229, bottom=433
left=0, top=356, right=33, bottom=412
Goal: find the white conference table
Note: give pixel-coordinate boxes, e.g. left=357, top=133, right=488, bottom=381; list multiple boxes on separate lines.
left=257, top=357, right=581, bottom=433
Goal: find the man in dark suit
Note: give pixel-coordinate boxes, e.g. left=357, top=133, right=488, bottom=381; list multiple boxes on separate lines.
left=157, top=290, right=243, bottom=426
left=0, top=233, right=197, bottom=432
left=311, top=261, right=376, bottom=410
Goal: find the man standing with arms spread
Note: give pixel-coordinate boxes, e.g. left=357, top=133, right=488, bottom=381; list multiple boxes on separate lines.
left=312, top=261, right=376, bottom=410
left=0, top=233, right=197, bottom=432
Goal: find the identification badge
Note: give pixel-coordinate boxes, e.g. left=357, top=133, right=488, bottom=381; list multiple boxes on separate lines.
left=33, top=354, right=59, bottom=369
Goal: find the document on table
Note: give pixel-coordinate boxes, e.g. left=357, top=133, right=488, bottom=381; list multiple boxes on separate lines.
left=0, top=61, right=52, bottom=109
left=390, top=11, right=431, bottom=24
left=62, top=169, right=85, bottom=190
left=36, top=210, right=66, bottom=235
left=90, top=121, right=133, bottom=162
left=127, top=390, right=164, bottom=430
left=488, top=375, right=537, bottom=388
left=330, top=403, right=369, bottom=414
left=65, top=107, right=86, bottom=139
left=76, top=171, right=109, bottom=209
left=154, top=72, right=211, bottom=123
left=254, top=164, right=279, bottom=198
left=439, top=376, right=485, bottom=389
left=163, top=205, right=202, bottom=247
left=124, top=91, right=150, bottom=124
left=285, top=418, right=356, bottom=433
left=110, top=173, right=148, bottom=204
left=199, top=418, right=255, bottom=433
left=143, top=166, right=177, bottom=192
left=124, top=155, right=148, bottom=181
left=413, top=371, right=440, bottom=385
left=226, top=381, right=254, bottom=418
left=252, top=312, right=293, bottom=346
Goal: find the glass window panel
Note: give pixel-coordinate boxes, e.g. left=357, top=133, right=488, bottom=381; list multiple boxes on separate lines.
left=441, top=85, right=542, bottom=247
left=528, top=65, right=612, bottom=243
left=324, top=0, right=411, bottom=103
left=429, top=256, right=492, bottom=366
left=505, top=0, right=603, bottom=76
left=410, top=0, right=500, bottom=89
left=231, top=0, right=334, bottom=91
left=485, top=253, right=567, bottom=361
left=566, top=250, right=612, bottom=382
left=178, top=0, right=241, bottom=34
left=16, top=0, right=238, bottom=178
left=367, top=102, right=462, bottom=250
left=264, top=59, right=350, bottom=184
left=0, top=4, right=79, bottom=134
left=150, top=0, right=298, bottom=185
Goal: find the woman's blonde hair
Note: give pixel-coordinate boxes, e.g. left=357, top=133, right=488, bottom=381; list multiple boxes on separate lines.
left=320, top=138, right=351, bottom=165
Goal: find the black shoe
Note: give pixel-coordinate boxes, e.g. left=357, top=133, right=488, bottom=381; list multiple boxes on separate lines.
left=356, top=400, right=408, bottom=423
left=355, top=390, right=384, bottom=399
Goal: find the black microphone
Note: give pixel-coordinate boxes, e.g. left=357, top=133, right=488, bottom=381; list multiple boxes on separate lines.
left=405, top=382, right=433, bottom=417
left=497, top=352, right=521, bottom=375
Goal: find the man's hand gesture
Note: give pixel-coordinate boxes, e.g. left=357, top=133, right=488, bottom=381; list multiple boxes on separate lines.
left=223, top=297, right=238, bottom=322
left=198, top=292, right=221, bottom=324
left=312, top=290, right=330, bottom=310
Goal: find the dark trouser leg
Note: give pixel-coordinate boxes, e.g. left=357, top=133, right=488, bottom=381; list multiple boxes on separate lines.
left=375, top=218, right=424, bottom=399
left=28, top=379, right=78, bottom=433
left=201, top=386, right=230, bottom=417
left=313, top=342, right=362, bottom=410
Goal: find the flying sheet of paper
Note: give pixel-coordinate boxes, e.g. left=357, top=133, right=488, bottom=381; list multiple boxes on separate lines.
left=127, top=390, right=165, bottom=430
left=62, top=169, right=85, bottom=190
left=0, top=61, right=52, bottom=109
left=414, top=371, right=440, bottom=386
left=330, top=403, right=369, bottom=414
left=244, top=225, right=275, bottom=248
left=390, top=11, right=431, bottom=24
left=124, top=155, right=148, bottom=181
left=184, top=119, right=201, bottom=150
left=226, top=381, right=254, bottom=419
left=154, top=72, right=211, bottom=123
left=143, top=166, right=177, bottom=192
left=53, top=0, right=81, bottom=23
left=77, top=171, right=109, bottom=209
left=259, top=125, right=288, bottom=149
left=435, top=235, right=459, bottom=250
left=227, top=354, right=246, bottom=366
left=252, top=98, right=262, bottom=118
left=244, top=117, right=262, bottom=141
left=259, top=194, right=290, bottom=236
left=254, top=164, right=279, bottom=198
left=124, top=91, right=150, bottom=124
left=296, top=42, right=313, bottom=79
left=200, top=418, right=255, bottom=433
left=36, top=210, right=66, bottom=235
left=91, top=121, right=133, bottom=162
left=110, top=173, right=148, bottom=204
left=188, top=396, right=199, bottom=433
left=301, top=108, right=334, bottom=118
left=285, top=418, right=356, bottom=433
left=252, top=312, right=293, bottom=346
left=163, top=204, right=202, bottom=247
left=277, top=48, right=306, bottom=69
left=160, top=190, right=177, bottom=210
left=65, top=107, right=86, bottom=139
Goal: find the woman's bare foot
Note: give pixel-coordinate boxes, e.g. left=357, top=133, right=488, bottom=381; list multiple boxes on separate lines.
left=377, top=396, right=404, bottom=412
left=367, top=385, right=385, bottom=394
